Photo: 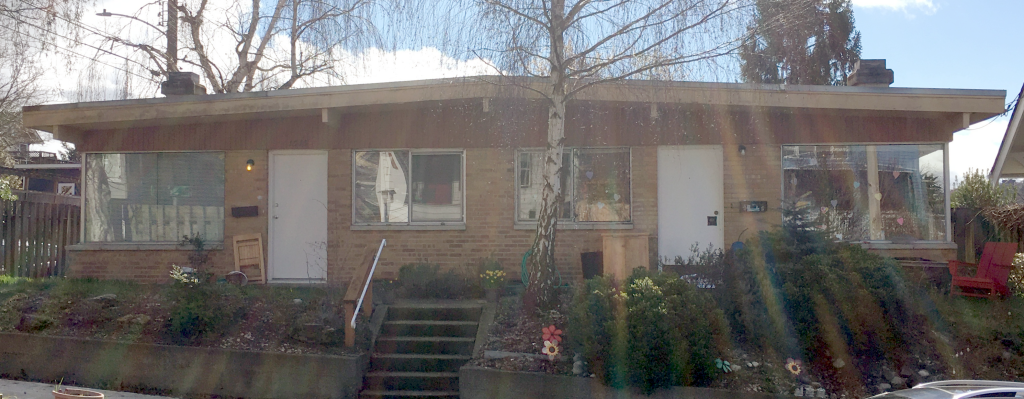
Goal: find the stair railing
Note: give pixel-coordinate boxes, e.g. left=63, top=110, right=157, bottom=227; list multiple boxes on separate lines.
left=343, top=238, right=386, bottom=347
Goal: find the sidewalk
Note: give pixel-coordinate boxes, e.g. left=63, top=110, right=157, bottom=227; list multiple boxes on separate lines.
left=0, top=379, right=172, bottom=399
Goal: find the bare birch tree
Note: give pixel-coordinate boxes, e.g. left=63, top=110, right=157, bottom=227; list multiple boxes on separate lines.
left=92, top=0, right=393, bottom=93
left=0, top=0, right=84, bottom=198
left=451, top=0, right=753, bottom=310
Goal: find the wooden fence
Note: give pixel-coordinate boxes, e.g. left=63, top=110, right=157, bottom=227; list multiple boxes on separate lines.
left=1, top=194, right=81, bottom=277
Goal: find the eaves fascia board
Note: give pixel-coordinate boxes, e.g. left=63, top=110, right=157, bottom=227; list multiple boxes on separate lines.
left=22, top=76, right=1007, bottom=130
left=991, top=84, right=1024, bottom=181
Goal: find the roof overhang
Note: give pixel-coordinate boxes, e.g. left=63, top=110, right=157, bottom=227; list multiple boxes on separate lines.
left=991, top=84, right=1024, bottom=180
left=23, top=76, right=1007, bottom=137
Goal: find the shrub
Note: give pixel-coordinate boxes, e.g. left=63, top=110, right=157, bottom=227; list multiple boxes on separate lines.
left=716, top=208, right=934, bottom=395
left=1011, top=254, right=1024, bottom=297
left=568, top=269, right=727, bottom=394
left=166, top=284, right=235, bottom=344
left=397, top=262, right=480, bottom=299
left=951, top=168, right=1015, bottom=208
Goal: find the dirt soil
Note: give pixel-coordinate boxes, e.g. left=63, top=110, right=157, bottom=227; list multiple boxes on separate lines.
left=0, top=279, right=364, bottom=356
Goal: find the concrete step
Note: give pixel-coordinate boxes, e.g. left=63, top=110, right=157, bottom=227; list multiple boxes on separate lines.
left=364, top=371, right=459, bottom=391
left=359, top=390, right=460, bottom=399
left=381, top=320, right=479, bottom=337
left=387, top=304, right=482, bottom=322
left=370, top=353, right=472, bottom=372
left=374, top=336, right=475, bottom=355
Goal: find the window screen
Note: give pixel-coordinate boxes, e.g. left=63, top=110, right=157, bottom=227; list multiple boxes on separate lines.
left=84, top=152, right=225, bottom=243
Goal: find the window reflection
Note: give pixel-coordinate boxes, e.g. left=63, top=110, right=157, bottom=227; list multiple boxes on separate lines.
left=411, top=154, right=463, bottom=222
left=517, top=148, right=630, bottom=223
left=782, top=144, right=946, bottom=241
left=84, top=152, right=225, bottom=243
left=353, top=150, right=464, bottom=224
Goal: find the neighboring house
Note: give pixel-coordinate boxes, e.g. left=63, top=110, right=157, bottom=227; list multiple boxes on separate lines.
left=21, top=61, right=1006, bottom=284
left=990, top=83, right=1024, bottom=182
left=3, top=149, right=81, bottom=197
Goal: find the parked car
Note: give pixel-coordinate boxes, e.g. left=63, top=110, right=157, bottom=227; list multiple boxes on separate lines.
left=869, top=380, right=1024, bottom=399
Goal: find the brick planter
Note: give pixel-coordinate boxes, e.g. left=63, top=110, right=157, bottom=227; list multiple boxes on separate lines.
left=460, top=365, right=796, bottom=399
left=0, top=333, right=367, bottom=399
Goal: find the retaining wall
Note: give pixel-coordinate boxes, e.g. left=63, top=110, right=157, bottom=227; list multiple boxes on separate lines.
left=460, top=365, right=796, bottom=399
left=0, top=333, right=367, bottom=399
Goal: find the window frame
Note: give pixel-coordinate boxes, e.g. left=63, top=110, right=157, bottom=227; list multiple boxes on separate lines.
left=514, top=147, right=634, bottom=230
left=350, top=148, right=467, bottom=230
left=79, top=150, right=226, bottom=248
left=780, top=141, right=951, bottom=243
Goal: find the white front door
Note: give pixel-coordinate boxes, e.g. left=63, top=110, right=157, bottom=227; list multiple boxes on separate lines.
left=269, top=151, right=328, bottom=282
left=657, top=145, right=725, bottom=263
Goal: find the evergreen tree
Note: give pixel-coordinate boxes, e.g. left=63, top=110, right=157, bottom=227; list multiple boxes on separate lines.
left=740, top=0, right=862, bottom=85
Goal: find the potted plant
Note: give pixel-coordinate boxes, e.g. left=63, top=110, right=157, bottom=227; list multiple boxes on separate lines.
left=480, top=264, right=506, bottom=302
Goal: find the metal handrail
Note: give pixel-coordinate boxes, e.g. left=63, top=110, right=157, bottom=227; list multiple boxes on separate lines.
left=351, top=238, right=386, bottom=328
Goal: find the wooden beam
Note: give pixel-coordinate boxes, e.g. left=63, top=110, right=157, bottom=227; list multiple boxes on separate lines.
left=51, top=125, right=83, bottom=144
left=866, top=146, right=883, bottom=240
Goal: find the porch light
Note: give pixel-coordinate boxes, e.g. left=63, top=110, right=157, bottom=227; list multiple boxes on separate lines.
left=738, top=145, right=746, bottom=156
left=246, top=159, right=254, bottom=171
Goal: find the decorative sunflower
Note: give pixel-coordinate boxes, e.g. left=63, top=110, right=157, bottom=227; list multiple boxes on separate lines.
left=786, top=358, right=803, bottom=375
left=542, top=340, right=560, bottom=361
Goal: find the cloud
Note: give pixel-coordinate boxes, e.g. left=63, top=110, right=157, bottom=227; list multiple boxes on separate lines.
left=851, top=0, right=936, bottom=12
left=338, top=47, right=494, bottom=85
left=950, top=120, right=1009, bottom=181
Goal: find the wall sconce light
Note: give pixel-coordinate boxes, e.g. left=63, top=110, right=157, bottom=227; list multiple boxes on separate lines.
left=246, top=159, right=255, bottom=171
left=738, top=145, right=746, bottom=156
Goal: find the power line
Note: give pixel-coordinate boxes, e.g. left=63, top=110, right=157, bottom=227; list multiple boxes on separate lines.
left=0, top=12, right=161, bottom=76
left=0, top=22, right=157, bottom=82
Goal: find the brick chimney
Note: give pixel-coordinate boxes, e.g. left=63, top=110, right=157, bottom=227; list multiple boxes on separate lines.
left=847, top=59, right=894, bottom=87
left=161, top=72, right=207, bottom=96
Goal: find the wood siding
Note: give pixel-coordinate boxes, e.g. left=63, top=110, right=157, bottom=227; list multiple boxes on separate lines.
left=76, top=101, right=956, bottom=152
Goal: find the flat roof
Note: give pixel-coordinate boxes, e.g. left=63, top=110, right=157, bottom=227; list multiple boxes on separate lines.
left=23, top=76, right=1008, bottom=134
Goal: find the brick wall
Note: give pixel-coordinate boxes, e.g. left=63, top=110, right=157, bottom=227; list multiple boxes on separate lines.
left=68, top=151, right=269, bottom=282
left=69, top=147, right=658, bottom=285
left=723, top=144, right=782, bottom=244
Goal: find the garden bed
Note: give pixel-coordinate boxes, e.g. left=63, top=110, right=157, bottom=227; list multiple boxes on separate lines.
left=472, top=228, right=1024, bottom=399
left=0, top=277, right=370, bottom=355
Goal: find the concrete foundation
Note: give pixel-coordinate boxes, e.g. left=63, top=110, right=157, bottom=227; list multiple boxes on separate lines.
left=0, top=333, right=367, bottom=399
left=460, top=365, right=796, bottom=399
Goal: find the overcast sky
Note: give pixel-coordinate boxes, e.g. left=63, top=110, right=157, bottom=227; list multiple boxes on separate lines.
left=30, top=0, right=1024, bottom=183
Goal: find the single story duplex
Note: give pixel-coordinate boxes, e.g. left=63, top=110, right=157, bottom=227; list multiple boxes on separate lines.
left=21, top=61, right=1007, bottom=284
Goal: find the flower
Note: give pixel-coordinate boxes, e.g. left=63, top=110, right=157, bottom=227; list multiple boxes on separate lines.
left=480, top=269, right=506, bottom=289
left=786, top=358, right=803, bottom=375
left=542, top=340, right=560, bottom=360
left=542, top=325, right=563, bottom=343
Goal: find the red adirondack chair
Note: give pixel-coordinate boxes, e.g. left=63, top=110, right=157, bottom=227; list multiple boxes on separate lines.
left=948, top=242, right=1017, bottom=298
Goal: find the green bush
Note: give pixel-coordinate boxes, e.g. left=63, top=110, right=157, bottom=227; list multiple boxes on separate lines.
left=716, top=205, right=935, bottom=394
left=568, top=269, right=726, bottom=394
left=397, top=262, right=480, bottom=299
left=166, top=285, right=235, bottom=344
left=951, top=168, right=1015, bottom=208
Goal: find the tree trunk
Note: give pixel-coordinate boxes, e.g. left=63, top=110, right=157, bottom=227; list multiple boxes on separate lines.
left=523, top=0, right=567, bottom=313
left=523, top=93, right=566, bottom=312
